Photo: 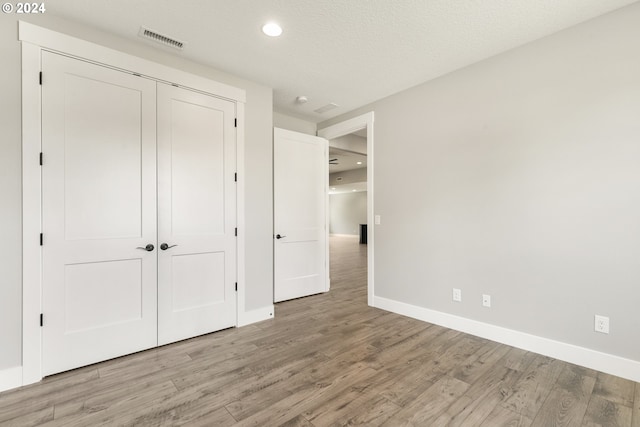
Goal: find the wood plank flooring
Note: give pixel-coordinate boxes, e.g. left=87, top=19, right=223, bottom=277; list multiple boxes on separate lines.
left=1, top=235, right=638, bottom=426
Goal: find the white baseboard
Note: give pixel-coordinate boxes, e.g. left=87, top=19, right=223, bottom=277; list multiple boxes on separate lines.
left=0, top=366, right=23, bottom=393
left=373, top=296, right=640, bottom=382
left=238, top=305, right=275, bottom=327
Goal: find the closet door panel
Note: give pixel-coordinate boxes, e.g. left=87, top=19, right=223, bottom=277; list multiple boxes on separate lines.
left=41, top=52, right=158, bottom=376
left=157, top=84, right=237, bottom=345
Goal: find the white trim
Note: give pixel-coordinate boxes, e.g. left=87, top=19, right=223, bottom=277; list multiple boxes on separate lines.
left=21, top=23, right=247, bottom=390
left=0, top=367, right=23, bottom=393
left=18, top=22, right=245, bottom=103
left=318, top=112, right=375, bottom=306
left=238, top=305, right=275, bottom=327
left=324, top=136, right=330, bottom=293
left=21, top=41, right=43, bottom=387
left=374, top=296, right=640, bottom=383
left=236, top=102, right=248, bottom=327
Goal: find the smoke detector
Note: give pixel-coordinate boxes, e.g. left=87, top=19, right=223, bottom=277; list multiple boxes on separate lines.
left=139, top=27, right=184, bottom=50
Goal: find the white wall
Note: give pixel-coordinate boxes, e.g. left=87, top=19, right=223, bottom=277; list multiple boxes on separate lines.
left=320, top=3, right=640, bottom=364
left=273, top=112, right=317, bottom=135
left=0, top=14, right=274, bottom=372
left=330, top=192, right=367, bottom=235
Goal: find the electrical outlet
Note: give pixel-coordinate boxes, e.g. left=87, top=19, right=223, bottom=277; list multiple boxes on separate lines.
left=482, top=294, right=491, bottom=307
left=594, top=315, right=609, bottom=334
left=452, top=288, right=462, bottom=302
left=374, top=215, right=381, bottom=225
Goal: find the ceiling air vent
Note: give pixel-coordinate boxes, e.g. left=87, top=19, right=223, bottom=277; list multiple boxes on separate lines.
left=139, top=27, right=184, bottom=50
left=314, top=103, right=339, bottom=114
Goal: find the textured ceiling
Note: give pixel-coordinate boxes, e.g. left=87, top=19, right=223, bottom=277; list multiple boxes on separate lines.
left=45, top=0, right=637, bottom=122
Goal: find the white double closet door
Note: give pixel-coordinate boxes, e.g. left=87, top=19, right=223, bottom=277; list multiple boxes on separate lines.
left=41, top=52, right=237, bottom=376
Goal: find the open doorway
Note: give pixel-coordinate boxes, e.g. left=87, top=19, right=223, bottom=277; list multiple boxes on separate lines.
left=327, top=139, right=367, bottom=303
left=318, top=112, right=374, bottom=306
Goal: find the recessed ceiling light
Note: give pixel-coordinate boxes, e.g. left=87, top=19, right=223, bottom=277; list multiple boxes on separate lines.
left=262, top=22, right=283, bottom=37
left=356, top=161, right=362, bottom=165
left=331, top=187, right=336, bottom=190
left=352, top=189, right=357, bottom=192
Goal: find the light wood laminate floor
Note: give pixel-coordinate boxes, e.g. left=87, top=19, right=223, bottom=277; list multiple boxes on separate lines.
left=1, top=235, right=639, bottom=426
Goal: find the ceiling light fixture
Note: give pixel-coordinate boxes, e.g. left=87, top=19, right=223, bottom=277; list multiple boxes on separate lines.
left=296, top=96, right=308, bottom=104
left=262, top=22, right=283, bottom=37
left=356, top=161, right=362, bottom=165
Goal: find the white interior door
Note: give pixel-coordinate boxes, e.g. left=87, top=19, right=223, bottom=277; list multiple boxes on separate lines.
left=274, top=128, right=329, bottom=302
left=157, top=84, right=237, bottom=345
left=41, top=52, right=158, bottom=375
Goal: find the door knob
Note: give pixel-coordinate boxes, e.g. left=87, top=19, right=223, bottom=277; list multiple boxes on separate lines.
left=136, top=244, right=155, bottom=252
left=275, top=234, right=286, bottom=239
left=160, top=243, right=178, bottom=250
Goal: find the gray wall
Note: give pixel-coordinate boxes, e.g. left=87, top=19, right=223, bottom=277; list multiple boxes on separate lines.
left=330, top=169, right=367, bottom=187
left=320, top=3, right=640, bottom=361
left=273, top=112, right=317, bottom=135
left=330, top=192, right=367, bottom=235
left=0, top=14, right=273, bottom=371
left=330, top=134, right=366, bottom=154
left=0, top=14, right=24, bottom=371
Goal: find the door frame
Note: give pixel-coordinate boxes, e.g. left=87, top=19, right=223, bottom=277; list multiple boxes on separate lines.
left=19, top=21, right=246, bottom=386
left=318, top=112, right=375, bottom=306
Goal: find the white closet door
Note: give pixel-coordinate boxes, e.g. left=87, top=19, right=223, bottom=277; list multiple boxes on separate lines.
left=157, top=84, right=237, bottom=345
left=41, top=52, right=158, bottom=375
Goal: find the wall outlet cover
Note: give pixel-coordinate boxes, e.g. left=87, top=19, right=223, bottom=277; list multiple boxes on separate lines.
left=594, top=315, right=609, bottom=334
left=482, top=294, right=491, bottom=307
left=452, top=288, right=462, bottom=302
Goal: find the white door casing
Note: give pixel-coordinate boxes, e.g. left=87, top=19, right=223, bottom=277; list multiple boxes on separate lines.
left=41, top=52, right=158, bottom=375
left=317, top=112, right=375, bottom=307
left=273, top=128, right=329, bottom=302
left=157, top=84, right=237, bottom=345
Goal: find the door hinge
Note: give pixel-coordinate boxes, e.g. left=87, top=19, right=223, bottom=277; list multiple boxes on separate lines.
left=235, top=228, right=237, bottom=236
left=39, top=72, right=42, bottom=85
left=234, top=172, right=237, bottom=182
left=234, top=118, right=237, bottom=128
left=235, top=282, right=238, bottom=292
left=40, top=313, right=43, bottom=327
left=39, top=233, right=43, bottom=246
left=39, top=152, right=43, bottom=166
